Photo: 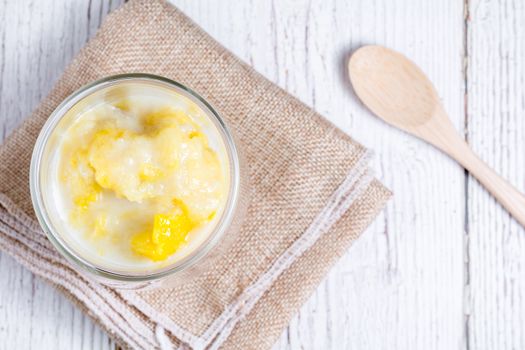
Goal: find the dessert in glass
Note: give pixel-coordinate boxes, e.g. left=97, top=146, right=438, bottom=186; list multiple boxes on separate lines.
left=30, top=74, right=245, bottom=288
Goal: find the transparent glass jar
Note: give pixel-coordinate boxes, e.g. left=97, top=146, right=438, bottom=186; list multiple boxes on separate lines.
left=30, top=74, right=248, bottom=289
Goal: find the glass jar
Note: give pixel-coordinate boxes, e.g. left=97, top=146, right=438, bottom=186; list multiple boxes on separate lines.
left=30, top=74, right=248, bottom=289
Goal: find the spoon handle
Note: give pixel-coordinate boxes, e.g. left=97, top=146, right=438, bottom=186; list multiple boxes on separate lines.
left=450, top=137, right=525, bottom=227
left=413, top=109, right=525, bottom=227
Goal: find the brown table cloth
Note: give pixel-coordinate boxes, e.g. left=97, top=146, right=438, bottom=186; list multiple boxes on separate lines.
left=0, top=0, right=391, bottom=349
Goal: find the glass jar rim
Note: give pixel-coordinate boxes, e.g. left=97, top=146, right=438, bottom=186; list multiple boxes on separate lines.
left=29, top=73, right=241, bottom=282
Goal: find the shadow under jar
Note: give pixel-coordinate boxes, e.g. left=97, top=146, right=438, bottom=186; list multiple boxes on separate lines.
left=30, top=74, right=248, bottom=289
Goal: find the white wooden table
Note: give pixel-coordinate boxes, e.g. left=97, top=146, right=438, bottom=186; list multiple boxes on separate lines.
left=1, top=0, right=524, bottom=349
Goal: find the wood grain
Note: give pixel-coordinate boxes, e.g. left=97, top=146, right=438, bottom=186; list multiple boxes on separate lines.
left=467, top=0, right=525, bottom=349
left=0, top=0, right=521, bottom=349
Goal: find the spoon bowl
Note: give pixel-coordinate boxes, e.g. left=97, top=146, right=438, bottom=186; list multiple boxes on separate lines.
left=349, top=46, right=438, bottom=129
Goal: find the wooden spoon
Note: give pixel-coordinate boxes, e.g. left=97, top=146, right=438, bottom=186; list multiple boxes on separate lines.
left=349, top=45, right=525, bottom=227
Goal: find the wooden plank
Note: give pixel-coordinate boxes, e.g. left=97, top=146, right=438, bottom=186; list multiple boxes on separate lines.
left=467, top=1, right=525, bottom=349
left=0, top=0, right=123, bottom=348
left=171, top=0, right=467, bottom=349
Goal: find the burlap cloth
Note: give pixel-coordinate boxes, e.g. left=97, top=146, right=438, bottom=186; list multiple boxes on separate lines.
left=0, top=1, right=391, bottom=349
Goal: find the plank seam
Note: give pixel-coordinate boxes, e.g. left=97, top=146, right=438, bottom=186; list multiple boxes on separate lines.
left=463, top=1, right=471, bottom=349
